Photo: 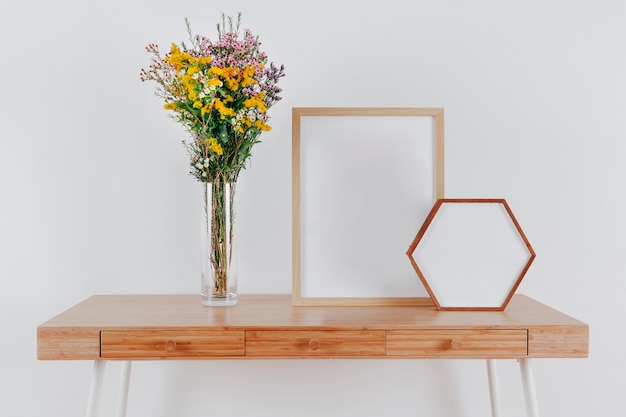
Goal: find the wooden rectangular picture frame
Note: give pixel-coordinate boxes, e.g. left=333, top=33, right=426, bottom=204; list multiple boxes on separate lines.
left=292, top=107, right=445, bottom=306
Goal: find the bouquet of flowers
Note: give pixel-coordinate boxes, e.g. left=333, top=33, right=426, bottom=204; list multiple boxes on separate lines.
left=140, top=14, right=285, bottom=305
left=140, top=13, right=285, bottom=184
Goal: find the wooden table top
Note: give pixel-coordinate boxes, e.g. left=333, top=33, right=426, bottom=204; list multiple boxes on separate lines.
left=37, top=294, right=588, bottom=360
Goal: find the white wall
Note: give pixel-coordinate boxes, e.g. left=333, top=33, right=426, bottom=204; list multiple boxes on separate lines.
left=1, top=0, right=624, bottom=416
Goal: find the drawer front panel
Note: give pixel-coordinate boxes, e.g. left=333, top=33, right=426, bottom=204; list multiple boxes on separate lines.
left=387, top=329, right=527, bottom=358
left=246, top=330, right=386, bottom=357
left=101, top=330, right=245, bottom=359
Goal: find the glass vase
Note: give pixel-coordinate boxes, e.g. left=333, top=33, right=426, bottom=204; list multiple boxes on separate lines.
left=201, top=180, right=238, bottom=306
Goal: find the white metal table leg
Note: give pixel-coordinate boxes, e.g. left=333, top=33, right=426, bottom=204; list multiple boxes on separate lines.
left=116, top=361, right=133, bottom=417
left=486, top=359, right=502, bottom=417
left=519, top=358, right=540, bottom=417
left=86, top=360, right=107, bottom=417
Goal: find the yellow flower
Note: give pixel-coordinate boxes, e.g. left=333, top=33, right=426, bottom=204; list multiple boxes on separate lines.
left=243, top=96, right=267, bottom=112
left=213, top=98, right=236, bottom=119
left=164, top=102, right=177, bottom=111
left=255, top=120, right=272, bottom=131
left=221, top=67, right=241, bottom=90
left=208, top=67, right=224, bottom=77
left=240, top=117, right=252, bottom=128
left=201, top=103, right=212, bottom=116
left=198, top=56, right=212, bottom=66
left=224, top=79, right=239, bottom=90
left=241, top=66, right=257, bottom=87
left=205, top=138, right=223, bottom=155
left=165, top=43, right=193, bottom=71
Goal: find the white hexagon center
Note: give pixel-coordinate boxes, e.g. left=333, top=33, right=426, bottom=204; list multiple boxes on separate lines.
left=412, top=202, right=531, bottom=308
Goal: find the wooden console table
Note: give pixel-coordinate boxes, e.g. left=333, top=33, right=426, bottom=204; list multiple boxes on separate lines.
left=37, top=294, right=588, bottom=417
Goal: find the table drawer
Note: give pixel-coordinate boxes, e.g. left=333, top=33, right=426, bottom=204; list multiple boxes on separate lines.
left=101, top=330, right=245, bottom=359
left=387, top=329, right=527, bottom=358
left=246, top=330, right=386, bottom=357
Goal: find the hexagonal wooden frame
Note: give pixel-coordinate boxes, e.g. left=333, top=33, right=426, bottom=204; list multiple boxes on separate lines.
left=406, top=198, right=535, bottom=311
